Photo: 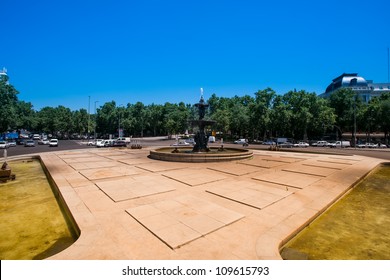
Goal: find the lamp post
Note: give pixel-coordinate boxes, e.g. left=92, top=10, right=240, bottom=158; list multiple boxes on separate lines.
left=94, top=101, right=99, bottom=140
left=118, top=104, right=123, bottom=138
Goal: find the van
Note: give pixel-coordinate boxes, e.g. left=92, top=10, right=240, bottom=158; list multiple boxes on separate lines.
left=329, top=141, right=350, bottom=148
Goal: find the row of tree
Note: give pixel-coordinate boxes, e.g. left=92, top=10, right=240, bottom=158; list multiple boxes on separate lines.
left=1, top=79, right=390, bottom=143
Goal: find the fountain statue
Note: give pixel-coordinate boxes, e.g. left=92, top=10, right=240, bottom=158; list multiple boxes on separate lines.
left=192, top=89, right=215, bottom=152
left=149, top=88, right=253, bottom=162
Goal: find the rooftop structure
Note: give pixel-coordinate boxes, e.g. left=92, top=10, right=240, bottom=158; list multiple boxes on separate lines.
left=320, top=73, right=390, bottom=102
left=0, top=67, right=8, bottom=83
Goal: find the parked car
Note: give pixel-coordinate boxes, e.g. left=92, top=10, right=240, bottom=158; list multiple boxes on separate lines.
left=186, top=138, right=196, bottom=145
left=294, top=142, right=309, bottom=148
left=378, top=143, right=387, bottom=148
left=96, top=139, right=106, bottom=148
left=24, top=140, right=35, bottom=147
left=7, top=140, right=17, bottom=147
left=113, top=140, right=127, bottom=147
left=33, top=134, right=40, bottom=140
left=329, top=141, right=351, bottom=148
left=234, top=139, right=248, bottom=144
left=171, top=140, right=190, bottom=146
left=311, top=141, right=328, bottom=147
left=104, top=140, right=115, bottom=147
left=208, top=136, right=216, bottom=143
left=0, top=140, right=10, bottom=149
left=279, top=142, right=293, bottom=148
left=49, top=139, right=59, bottom=147
left=38, top=139, right=50, bottom=145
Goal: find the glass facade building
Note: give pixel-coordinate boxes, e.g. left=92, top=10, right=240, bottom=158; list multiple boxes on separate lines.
left=320, top=73, right=390, bottom=102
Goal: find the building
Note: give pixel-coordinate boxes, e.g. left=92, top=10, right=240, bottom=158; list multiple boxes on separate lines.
left=320, top=73, right=390, bottom=102
left=0, top=67, right=8, bottom=83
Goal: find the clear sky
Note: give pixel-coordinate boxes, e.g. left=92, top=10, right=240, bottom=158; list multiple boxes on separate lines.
left=2, top=0, right=390, bottom=111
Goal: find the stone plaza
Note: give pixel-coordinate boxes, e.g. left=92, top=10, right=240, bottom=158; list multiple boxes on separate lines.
left=36, top=146, right=381, bottom=259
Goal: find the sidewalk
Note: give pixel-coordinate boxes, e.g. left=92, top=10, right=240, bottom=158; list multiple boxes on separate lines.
left=36, top=147, right=381, bottom=259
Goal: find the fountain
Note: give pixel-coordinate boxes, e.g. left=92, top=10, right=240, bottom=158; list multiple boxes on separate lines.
left=149, top=89, right=253, bottom=162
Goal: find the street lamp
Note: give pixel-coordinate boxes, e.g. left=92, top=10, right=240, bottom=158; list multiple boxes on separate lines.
left=94, top=101, right=99, bottom=140
left=118, top=104, right=123, bottom=138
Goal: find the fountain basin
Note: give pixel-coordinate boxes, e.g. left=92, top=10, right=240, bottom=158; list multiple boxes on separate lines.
left=149, top=147, right=253, bottom=162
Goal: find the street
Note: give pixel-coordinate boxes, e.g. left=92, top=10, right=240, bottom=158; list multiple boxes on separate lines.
left=2, top=138, right=390, bottom=161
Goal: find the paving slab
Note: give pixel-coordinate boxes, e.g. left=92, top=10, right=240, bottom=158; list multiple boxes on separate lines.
left=79, top=165, right=143, bottom=180
left=160, top=168, right=228, bottom=186
left=252, top=170, right=322, bottom=189
left=126, top=195, right=244, bottom=249
left=206, top=178, right=294, bottom=209
left=95, top=174, right=178, bottom=202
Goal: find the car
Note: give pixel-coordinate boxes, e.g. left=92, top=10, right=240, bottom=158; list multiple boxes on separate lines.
left=263, top=140, right=276, bottom=145
left=364, top=143, right=377, bottom=148
left=104, top=140, right=115, bottom=147
left=24, top=140, right=35, bottom=147
left=38, top=139, right=50, bottom=145
left=208, top=136, right=216, bottom=143
left=329, top=141, right=351, bottom=148
left=49, top=139, right=59, bottom=147
left=234, top=139, right=248, bottom=144
left=294, top=142, right=309, bottom=148
left=186, top=138, right=196, bottom=145
left=378, top=143, right=387, bottom=148
left=171, top=140, right=190, bottom=146
left=7, top=140, right=17, bottom=147
left=113, top=140, right=127, bottom=147
left=87, top=139, right=97, bottom=146
left=356, top=143, right=366, bottom=148
left=0, top=140, right=10, bottom=149
left=16, top=138, right=25, bottom=145
left=279, top=142, right=293, bottom=148
left=96, top=139, right=106, bottom=147
left=33, top=134, right=40, bottom=140
left=311, top=141, right=328, bottom=147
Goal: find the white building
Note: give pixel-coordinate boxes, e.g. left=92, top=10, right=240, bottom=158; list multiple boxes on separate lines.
left=320, top=73, right=390, bottom=103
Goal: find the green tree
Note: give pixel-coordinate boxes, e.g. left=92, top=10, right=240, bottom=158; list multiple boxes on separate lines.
left=96, top=101, right=117, bottom=136
left=0, top=80, right=19, bottom=132
left=73, top=108, right=89, bottom=137
left=249, top=88, right=276, bottom=141
left=14, top=101, right=36, bottom=131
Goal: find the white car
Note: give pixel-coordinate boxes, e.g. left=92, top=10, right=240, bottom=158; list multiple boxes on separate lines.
left=171, top=140, right=190, bottom=146
left=38, top=139, right=50, bottom=145
left=96, top=139, right=106, bottom=147
left=49, top=139, right=59, bottom=147
left=294, top=142, right=309, bottom=148
left=234, top=139, right=248, bottom=144
left=0, top=140, right=10, bottom=149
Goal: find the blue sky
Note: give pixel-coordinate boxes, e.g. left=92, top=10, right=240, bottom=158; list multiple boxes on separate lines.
left=2, top=0, right=390, bottom=111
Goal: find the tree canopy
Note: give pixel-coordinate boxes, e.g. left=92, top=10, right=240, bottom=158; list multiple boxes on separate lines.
left=1, top=79, right=389, bottom=144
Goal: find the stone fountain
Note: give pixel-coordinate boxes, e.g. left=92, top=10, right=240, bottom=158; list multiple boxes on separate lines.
left=149, top=89, right=253, bottom=162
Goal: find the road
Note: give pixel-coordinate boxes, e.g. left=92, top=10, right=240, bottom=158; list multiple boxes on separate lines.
left=2, top=138, right=390, bottom=161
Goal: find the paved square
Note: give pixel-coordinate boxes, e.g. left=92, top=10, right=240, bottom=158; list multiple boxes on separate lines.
left=39, top=148, right=382, bottom=260
left=126, top=195, right=244, bottom=249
